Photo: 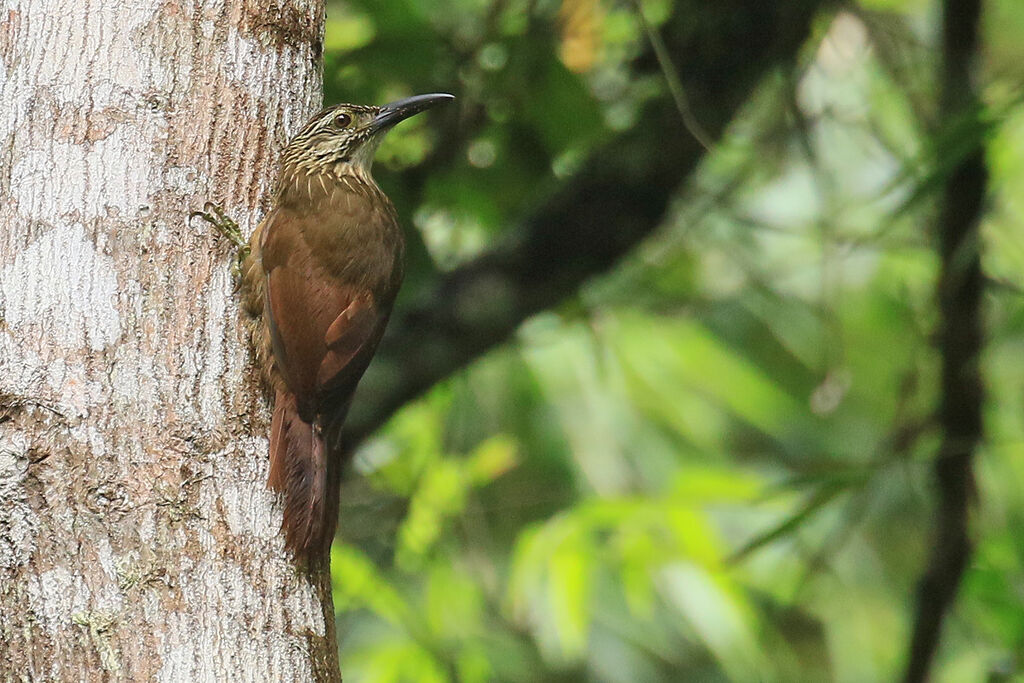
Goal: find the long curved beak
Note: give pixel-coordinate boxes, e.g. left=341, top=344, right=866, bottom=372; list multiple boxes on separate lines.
left=370, top=93, right=455, bottom=133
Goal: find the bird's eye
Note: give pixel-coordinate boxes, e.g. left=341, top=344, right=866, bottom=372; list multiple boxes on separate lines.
left=334, top=113, right=352, bottom=128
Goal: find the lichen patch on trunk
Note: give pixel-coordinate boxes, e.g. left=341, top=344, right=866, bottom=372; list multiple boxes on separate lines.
left=0, top=223, right=122, bottom=351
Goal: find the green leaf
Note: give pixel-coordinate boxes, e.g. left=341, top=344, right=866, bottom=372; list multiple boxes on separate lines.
left=548, top=535, right=591, bottom=660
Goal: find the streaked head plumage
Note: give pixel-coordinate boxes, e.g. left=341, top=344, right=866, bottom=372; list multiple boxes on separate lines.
left=282, top=94, right=455, bottom=174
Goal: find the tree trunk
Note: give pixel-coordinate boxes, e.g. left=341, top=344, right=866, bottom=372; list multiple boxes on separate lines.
left=0, top=1, right=338, bottom=680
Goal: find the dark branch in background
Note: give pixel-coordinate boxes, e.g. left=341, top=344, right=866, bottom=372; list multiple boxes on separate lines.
left=903, top=0, right=987, bottom=680
left=344, top=0, right=830, bottom=446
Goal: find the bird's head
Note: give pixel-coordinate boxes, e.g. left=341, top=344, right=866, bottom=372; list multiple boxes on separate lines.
left=284, top=93, right=455, bottom=175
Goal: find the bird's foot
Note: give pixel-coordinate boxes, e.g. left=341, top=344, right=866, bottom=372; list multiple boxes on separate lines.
left=190, top=202, right=250, bottom=277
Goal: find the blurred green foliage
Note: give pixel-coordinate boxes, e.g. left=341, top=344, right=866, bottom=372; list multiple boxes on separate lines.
left=324, top=0, right=1024, bottom=680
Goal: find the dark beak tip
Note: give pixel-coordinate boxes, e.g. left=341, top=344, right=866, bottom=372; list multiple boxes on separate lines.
left=385, top=92, right=455, bottom=111
left=373, top=92, right=455, bottom=131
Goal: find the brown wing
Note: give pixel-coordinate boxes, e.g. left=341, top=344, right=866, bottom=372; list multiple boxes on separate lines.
left=262, top=240, right=381, bottom=420
left=259, top=191, right=402, bottom=423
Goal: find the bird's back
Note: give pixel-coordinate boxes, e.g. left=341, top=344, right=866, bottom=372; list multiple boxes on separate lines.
left=261, top=170, right=403, bottom=418
left=256, top=169, right=404, bottom=556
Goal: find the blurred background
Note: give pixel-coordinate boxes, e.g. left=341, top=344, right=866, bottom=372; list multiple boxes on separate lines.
left=320, top=0, right=1024, bottom=680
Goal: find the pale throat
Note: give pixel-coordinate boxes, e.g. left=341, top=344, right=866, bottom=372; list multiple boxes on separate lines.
left=327, top=134, right=384, bottom=187
left=347, top=133, right=384, bottom=172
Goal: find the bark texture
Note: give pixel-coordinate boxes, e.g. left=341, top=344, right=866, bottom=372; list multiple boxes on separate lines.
left=0, top=1, right=338, bottom=680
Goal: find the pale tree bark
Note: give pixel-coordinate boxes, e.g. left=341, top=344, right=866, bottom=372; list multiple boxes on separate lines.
left=0, top=1, right=339, bottom=680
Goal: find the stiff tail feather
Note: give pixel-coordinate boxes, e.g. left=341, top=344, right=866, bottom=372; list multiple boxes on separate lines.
left=268, top=390, right=330, bottom=558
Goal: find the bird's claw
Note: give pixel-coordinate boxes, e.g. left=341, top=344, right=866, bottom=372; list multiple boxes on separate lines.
left=190, top=202, right=247, bottom=249
left=190, top=202, right=250, bottom=278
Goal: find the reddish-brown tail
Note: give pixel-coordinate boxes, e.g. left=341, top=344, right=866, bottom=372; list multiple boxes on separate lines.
left=268, top=390, right=331, bottom=558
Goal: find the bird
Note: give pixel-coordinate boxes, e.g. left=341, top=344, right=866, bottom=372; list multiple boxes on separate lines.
left=198, top=93, right=454, bottom=560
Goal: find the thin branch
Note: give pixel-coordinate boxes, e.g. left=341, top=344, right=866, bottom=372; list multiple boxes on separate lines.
left=630, top=0, right=714, bottom=152
left=903, top=0, right=987, bottom=680
left=727, top=483, right=846, bottom=564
